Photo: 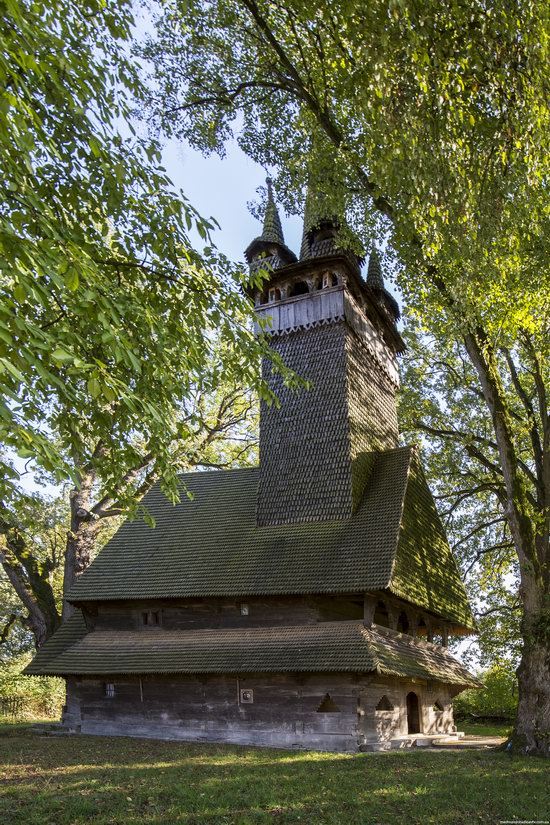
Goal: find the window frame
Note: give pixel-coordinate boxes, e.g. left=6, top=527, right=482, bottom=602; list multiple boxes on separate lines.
left=104, top=682, right=115, bottom=699
left=141, top=609, right=161, bottom=628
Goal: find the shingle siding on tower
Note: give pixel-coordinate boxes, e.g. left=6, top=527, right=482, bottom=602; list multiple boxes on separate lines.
left=345, top=326, right=399, bottom=510
left=256, top=320, right=399, bottom=526
left=257, top=322, right=352, bottom=525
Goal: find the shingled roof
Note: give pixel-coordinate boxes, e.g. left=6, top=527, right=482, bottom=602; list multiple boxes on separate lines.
left=244, top=178, right=296, bottom=267
left=66, top=446, right=474, bottom=630
left=24, top=613, right=479, bottom=687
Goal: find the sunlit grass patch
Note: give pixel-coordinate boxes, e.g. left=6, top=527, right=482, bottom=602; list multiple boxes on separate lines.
left=0, top=724, right=548, bottom=825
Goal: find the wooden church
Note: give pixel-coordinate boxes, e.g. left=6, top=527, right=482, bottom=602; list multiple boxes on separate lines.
left=27, top=183, right=479, bottom=751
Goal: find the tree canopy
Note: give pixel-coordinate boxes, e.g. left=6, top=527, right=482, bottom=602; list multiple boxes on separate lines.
left=144, top=0, right=550, bottom=324
left=0, top=0, right=291, bottom=506
left=0, top=0, right=302, bottom=648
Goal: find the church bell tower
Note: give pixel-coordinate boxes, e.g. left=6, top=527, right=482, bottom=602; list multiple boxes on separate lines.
left=245, top=181, right=405, bottom=527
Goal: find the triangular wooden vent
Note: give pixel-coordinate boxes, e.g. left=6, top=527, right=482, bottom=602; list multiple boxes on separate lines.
left=317, top=693, right=341, bottom=713
left=376, top=695, right=394, bottom=711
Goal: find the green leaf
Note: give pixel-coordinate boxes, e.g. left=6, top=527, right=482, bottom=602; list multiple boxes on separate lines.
left=51, top=349, right=73, bottom=364
left=64, top=266, right=79, bottom=291
left=13, top=283, right=26, bottom=302
left=89, top=136, right=102, bottom=157
left=87, top=377, right=101, bottom=398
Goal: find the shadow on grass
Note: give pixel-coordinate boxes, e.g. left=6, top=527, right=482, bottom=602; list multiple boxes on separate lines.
left=0, top=726, right=548, bottom=825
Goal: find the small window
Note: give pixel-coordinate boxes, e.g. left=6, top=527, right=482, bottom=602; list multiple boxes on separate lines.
left=289, top=280, right=309, bottom=297
left=317, top=693, right=340, bottom=713
left=323, top=272, right=338, bottom=288
left=373, top=600, right=390, bottom=627
left=240, top=688, right=254, bottom=704
left=142, top=610, right=160, bottom=627
left=240, top=603, right=249, bottom=616
left=396, top=611, right=410, bottom=634
left=257, top=289, right=268, bottom=306
left=104, top=682, right=115, bottom=698
left=268, top=287, right=282, bottom=303
left=376, top=695, right=394, bottom=711
left=433, top=700, right=444, bottom=712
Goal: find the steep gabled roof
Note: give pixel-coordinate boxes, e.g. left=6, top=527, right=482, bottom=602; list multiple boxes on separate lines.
left=66, top=446, right=474, bottom=630
left=24, top=614, right=479, bottom=687
left=391, top=454, right=473, bottom=626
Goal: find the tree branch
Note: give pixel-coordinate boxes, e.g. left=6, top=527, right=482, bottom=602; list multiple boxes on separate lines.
left=452, top=516, right=508, bottom=550
left=501, top=346, right=544, bottom=499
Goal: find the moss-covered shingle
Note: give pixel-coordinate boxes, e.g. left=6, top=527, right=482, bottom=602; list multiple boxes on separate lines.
left=24, top=614, right=479, bottom=687
left=65, top=447, right=473, bottom=630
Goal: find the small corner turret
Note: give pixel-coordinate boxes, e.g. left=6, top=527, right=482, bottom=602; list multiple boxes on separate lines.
left=244, top=177, right=296, bottom=277
left=366, top=248, right=401, bottom=326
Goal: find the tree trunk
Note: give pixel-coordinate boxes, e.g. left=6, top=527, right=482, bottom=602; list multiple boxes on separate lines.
left=462, top=330, right=550, bottom=755
left=512, top=623, right=550, bottom=756
left=0, top=558, right=52, bottom=647
left=62, top=475, right=99, bottom=621
left=0, top=505, right=61, bottom=647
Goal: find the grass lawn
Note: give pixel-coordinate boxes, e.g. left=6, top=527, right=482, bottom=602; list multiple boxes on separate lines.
left=0, top=723, right=548, bottom=825
left=459, top=721, right=512, bottom=737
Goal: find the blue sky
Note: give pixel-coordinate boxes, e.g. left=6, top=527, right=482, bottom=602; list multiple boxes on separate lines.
left=159, top=134, right=403, bottom=311
left=161, top=137, right=304, bottom=263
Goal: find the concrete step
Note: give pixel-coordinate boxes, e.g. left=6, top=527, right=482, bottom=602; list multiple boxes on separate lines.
left=361, top=732, right=474, bottom=753
left=389, top=733, right=461, bottom=749
left=434, top=736, right=506, bottom=749
left=390, top=737, right=414, bottom=749
left=359, top=741, right=392, bottom=752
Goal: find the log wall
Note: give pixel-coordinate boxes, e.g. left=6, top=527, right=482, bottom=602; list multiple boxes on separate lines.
left=88, top=595, right=365, bottom=632
left=65, top=672, right=458, bottom=751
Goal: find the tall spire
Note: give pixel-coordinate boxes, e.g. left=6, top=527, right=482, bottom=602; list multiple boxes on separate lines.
left=244, top=178, right=296, bottom=271
left=366, top=248, right=401, bottom=321
left=299, top=183, right=363, bottom=268
left=299, top=185, right=316, bottom=259
left=299, top=184, right=340, bottom=261
left=261, top=178, right=284, bottom=246
left=366, top=248, right=384, bottom=290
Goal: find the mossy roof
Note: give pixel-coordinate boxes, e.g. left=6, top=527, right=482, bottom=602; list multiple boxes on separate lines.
left=24, top=613, right=479, bottom=687
left=66, top=446, right=474, bottom=630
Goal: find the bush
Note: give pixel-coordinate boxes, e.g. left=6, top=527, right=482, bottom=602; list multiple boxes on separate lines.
left=0, top=655, right=64, bottom=720
left=454, top=662, right=517, bottom=721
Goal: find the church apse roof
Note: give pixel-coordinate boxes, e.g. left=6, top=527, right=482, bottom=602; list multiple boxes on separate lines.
left=66, top=446, right=474, bottom=632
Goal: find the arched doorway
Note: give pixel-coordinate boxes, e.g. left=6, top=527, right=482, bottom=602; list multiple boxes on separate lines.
left=406, top=691, right=421, bottom=734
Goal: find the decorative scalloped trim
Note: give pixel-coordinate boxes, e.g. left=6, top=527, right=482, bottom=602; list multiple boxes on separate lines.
left=264, top=313, right=344, bottom=336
